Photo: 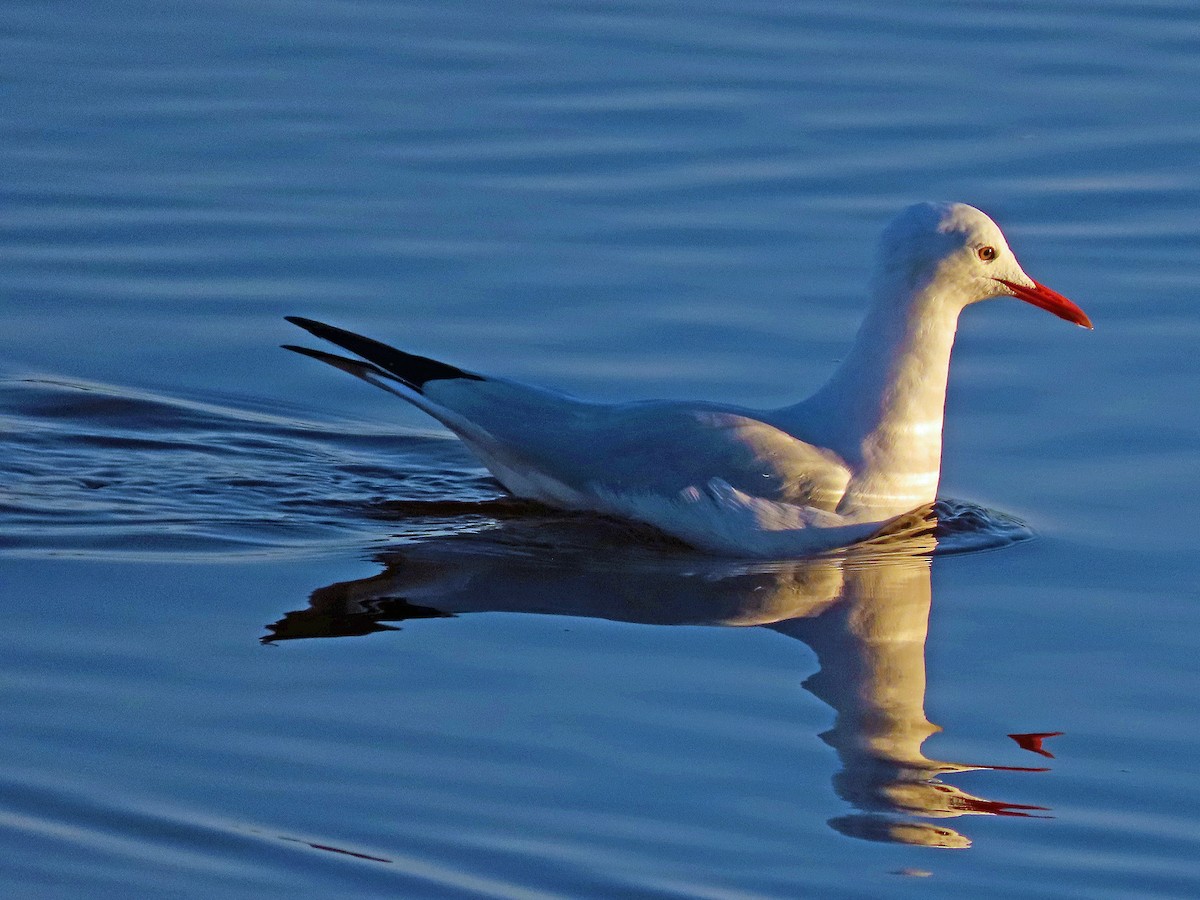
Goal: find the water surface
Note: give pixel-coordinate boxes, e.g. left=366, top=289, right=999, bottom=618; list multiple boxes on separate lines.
left=3, top=1, right=1200, bottom=896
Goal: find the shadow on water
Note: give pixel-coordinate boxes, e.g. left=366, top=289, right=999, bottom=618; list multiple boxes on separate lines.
left=267, top=501, right=1049, bottom=850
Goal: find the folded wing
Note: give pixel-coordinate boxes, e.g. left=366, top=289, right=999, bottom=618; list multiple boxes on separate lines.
left=285, top=318, right=859, bottom=553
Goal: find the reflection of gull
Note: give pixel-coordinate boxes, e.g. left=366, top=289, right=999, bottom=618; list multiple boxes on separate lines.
left=284, top=202, right=1088, bottom=556
left=267, top=505, right=1050, bottom=848
left=778, top=555, right=1047, bottom=849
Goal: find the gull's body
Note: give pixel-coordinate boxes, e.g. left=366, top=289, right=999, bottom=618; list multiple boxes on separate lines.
left=286, top=202, right=1089, bottom=557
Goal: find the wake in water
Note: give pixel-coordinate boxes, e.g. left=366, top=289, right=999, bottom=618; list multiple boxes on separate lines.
left=0, top=375, right=1030, bottom=561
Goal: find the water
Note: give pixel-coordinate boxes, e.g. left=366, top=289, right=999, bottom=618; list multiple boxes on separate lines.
left=3, top=0, right=1200, bottom=896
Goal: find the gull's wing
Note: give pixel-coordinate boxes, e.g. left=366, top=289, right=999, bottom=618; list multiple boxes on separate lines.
left=285, top=318, right=863, bottom=553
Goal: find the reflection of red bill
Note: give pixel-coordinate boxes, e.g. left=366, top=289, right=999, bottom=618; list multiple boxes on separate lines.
left=954, top=796, right=1050, bottom=817
left=1008, top=731, right=1065, bottom=759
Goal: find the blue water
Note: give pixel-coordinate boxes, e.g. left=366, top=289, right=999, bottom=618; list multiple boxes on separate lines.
left=3, top=1, right=1200, bottom=896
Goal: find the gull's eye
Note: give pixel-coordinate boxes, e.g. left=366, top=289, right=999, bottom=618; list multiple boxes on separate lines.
left=977, top=245, right=997, bottom=262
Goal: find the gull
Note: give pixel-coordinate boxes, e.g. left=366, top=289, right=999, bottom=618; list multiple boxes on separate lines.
left=284, top=201, right=1090, bottom=557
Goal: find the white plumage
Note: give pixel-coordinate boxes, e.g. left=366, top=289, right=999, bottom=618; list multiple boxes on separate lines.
left=285, top=202, right=1090, bottom=557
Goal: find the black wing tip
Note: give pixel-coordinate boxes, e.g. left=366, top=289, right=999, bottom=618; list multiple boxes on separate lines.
left=285, top=316, right=340, bottom=339
left=284, top=316, right=485, bottom=390
left=282, top=343, right=400, bottom=385
left=280, top=343, right=336, bottom=362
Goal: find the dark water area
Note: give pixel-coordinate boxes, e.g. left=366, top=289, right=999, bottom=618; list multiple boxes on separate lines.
left=4, top=1, right=1200, bottom=897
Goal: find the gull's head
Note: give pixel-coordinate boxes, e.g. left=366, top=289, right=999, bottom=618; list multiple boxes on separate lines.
left=875, top=201, right=1091, bottom=328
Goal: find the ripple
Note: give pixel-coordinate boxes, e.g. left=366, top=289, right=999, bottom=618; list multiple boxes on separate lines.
left=0, top=375, right=490, bottom=561
left=0, top=375, right=1030, bottom=563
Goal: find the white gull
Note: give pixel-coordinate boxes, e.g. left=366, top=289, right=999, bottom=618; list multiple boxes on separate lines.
left=285, top=201, right=1090, bottom=557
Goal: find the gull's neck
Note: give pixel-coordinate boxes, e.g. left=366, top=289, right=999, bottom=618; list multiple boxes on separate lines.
left=780, top=278, right=963, bottom=519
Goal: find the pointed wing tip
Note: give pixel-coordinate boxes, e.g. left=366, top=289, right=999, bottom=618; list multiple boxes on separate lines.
left=282, top=316, right=484, bottom=389
left=281, top=343, right=399, bottom=385
left=280, top=343, right=322, bottom=358
left=285, top=315, right=325, bottom=333
left=281, top=343, right=357, bottom=368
